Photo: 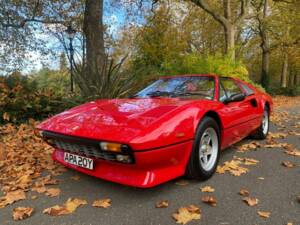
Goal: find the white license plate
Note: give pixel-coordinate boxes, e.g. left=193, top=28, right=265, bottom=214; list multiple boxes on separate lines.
left=64, top=152, right=94, bottom=170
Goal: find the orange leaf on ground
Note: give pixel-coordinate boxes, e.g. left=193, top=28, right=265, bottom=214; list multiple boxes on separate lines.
left=282, top=161, right=295, bottom=168
left=0, top=190, right=26, bottom=208
left=45, top=188, right=61, bottom=197
left=172, top=205, right=201, bottom=224
left=12, top=207, right=34, bottom=220
left=200, top=186, right=215, bottom=193
left=201, top=196, right=217, bottom=207
left=43, top=198, right=87, bottom=216
left=243, top=197, right=258, bottom=206
left=239, top=188, right=250, bottom=197
left=257, top=211, right=270, bottom=218
left=155, top=200, right=169, bottom=208
left=92, top=199, right=111, bottom=208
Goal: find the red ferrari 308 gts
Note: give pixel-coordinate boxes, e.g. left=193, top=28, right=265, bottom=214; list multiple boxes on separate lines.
left=37, top=74, right=272, bottom=188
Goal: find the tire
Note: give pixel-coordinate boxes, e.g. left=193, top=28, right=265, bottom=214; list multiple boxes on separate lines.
left=185, top=117, right=221, bottom=180
left=252, top=106, right=269, bottom=140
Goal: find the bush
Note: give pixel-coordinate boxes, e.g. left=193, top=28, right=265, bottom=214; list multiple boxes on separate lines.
left=132, top=53, right=265, bottom=92
left=0, top=72, right=82, bottom=124
left=268, top=86, right=300, bottom=96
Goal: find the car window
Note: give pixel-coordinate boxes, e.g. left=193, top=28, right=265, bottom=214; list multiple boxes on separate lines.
left=240, top=83, right=254, bottom=96
left=219, top=78, right=243, bottom=99
left=219, top=84, right=227, bottom=102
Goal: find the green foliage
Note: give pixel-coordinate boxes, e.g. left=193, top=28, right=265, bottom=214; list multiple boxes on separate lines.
left=31, top=68, right=70, bottom=95
left=268, top=86, right=300, bottom=96
left=0, top=72, right=81, bottom=124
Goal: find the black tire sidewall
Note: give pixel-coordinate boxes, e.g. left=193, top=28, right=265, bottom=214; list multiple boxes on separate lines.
left=187, top=117, right=221, bottom=179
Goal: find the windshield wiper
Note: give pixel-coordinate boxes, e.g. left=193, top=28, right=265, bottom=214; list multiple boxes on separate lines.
left=172, top=92, right=210, bottom=97
left=146, top=91, right=172, bottom=97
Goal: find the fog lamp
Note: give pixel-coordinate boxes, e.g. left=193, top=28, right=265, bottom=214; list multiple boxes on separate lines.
left=116, top=155, right=132, bottom=163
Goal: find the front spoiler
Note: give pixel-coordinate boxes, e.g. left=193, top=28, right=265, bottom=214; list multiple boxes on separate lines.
left=52, top=140, right=193, bottom=188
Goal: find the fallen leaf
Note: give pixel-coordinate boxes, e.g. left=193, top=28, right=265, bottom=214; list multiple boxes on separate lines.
left=45, top=188, right=61, bottom=197
left=243, top=197, right=258, bottom=206
left=31, top=186, right=47, bottom=193
left=92, top=198, right=111, bottom=208
left=200, top=186, right=215, bottom=193
left=31, top=195, right=37, bottom=200
left=70, top=175, right=80, bottom=181
left=0, top=143, right=6, bottom=160
left=201, top=196, right=217, bottom=207
left=65, top=198, right=87, bottom=212
left=258, top=177, right=265, bottom=180
left=285, top=150, right=300, bottom=157
left=257, top=211, right=270, bottom=218
left=287, top=223, right=293, bottom=225
left=281, top=161, right=295, bottom=168
left=216, top=160, right=249, bottom=176
left=239, top=188, right=250, bottom=197
left=12, top=207, right=34, bottom=220
left=0, top=190, right=26, bottom=208
left=43, top=198, right=87, bottom=216
left=43, top=205, right=69, bottom=216
left=155, top=200, right=169, bottom=208
left=172, top=205, right=201, bottom=224
left=175, top=179, right=189, bottom=186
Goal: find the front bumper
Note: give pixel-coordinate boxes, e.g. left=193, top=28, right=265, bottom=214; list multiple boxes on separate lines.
left=52, top=140, right=193, bottom=188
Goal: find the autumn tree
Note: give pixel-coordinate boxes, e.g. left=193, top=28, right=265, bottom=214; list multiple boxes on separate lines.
left=189, top=0, right=250, bottom=60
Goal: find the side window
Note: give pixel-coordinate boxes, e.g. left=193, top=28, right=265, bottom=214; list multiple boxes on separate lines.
left=220, top=78, right=243, bottom=99
left=219, top=84, right=227, bottom=102
left=240, top=83, right=254, bottom=96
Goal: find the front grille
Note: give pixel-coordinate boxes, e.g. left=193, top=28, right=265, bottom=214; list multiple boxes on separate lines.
left=41, top=131, right=133, bottom=163
left=52, top=139, right=116, bottom=161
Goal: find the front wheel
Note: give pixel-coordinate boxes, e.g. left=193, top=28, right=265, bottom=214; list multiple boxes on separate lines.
left=185, top=117, right=220, bottom=180
left=252, top=107, right=269, bottom=140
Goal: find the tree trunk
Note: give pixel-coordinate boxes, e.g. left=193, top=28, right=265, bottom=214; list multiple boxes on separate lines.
left=224, top=23, right=235, bottom=60
left=223, top=0, right=235, bottom=60
left=281, top=52, right=288, bottom=88
left=83, top=0, right=105, bottom=78
left=259, top=0, right=270, bottom=89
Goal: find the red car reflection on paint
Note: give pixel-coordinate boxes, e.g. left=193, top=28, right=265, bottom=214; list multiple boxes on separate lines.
left=37, top=75, right=272, bottom=188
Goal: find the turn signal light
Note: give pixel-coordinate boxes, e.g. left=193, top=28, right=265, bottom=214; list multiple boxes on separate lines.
left=100, top=142, right=122, bottom=152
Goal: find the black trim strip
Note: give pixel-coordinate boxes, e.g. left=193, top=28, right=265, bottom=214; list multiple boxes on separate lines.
left=134, top=138, right=194, bottom=153
left=41, top=130, right=132, bottom=154
left=223, top=116, right=261, bottom=130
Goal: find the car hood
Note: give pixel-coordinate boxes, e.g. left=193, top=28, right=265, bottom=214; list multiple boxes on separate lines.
left=37, top=98, right=193, bottom=143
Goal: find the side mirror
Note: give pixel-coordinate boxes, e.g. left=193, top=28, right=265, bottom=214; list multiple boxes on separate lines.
left=224, top=93, right=246, bottom=104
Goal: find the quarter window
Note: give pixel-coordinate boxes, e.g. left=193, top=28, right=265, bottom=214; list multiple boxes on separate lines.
left=240, top=83, right=254, bottom=96
left=219, top=78, right=243, bottom=101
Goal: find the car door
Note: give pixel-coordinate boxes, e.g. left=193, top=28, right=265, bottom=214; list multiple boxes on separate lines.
left=218, top=77, right=258, bottom=148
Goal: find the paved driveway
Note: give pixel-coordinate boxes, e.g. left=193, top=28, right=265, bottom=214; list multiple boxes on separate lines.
left=1, top=104, right=299, bottom=225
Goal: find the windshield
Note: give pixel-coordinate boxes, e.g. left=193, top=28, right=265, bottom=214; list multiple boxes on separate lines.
left=134, top=76, right=215, bottom=100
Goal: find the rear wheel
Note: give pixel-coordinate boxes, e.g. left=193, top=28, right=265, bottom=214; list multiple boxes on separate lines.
left=252, top=106, right=269, bottom=139
left=186, top=117, right=220, bottom=180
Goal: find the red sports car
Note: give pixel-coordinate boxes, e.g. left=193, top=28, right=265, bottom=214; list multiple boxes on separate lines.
left=37, top=75, right=272, bottom=188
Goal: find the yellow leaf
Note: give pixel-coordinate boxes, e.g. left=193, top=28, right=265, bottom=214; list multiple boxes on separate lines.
left=257, top=211, right=270, bottom=218
left=200, top=186, right=215, bottom=193
left=13, top=207, right=34, bottom=220
left=172, top=205, right=201, bottom=224
left=155, top=200, right=169, bottom=208
left=243, top=197, right=258, bottom=206
left=92, top=198, right=111, bottom=208
left=201, top=196, right=217, bottom=207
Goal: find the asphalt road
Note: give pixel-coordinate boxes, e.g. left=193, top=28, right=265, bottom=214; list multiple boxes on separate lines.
left=1, top=105, right=299, bottom=225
